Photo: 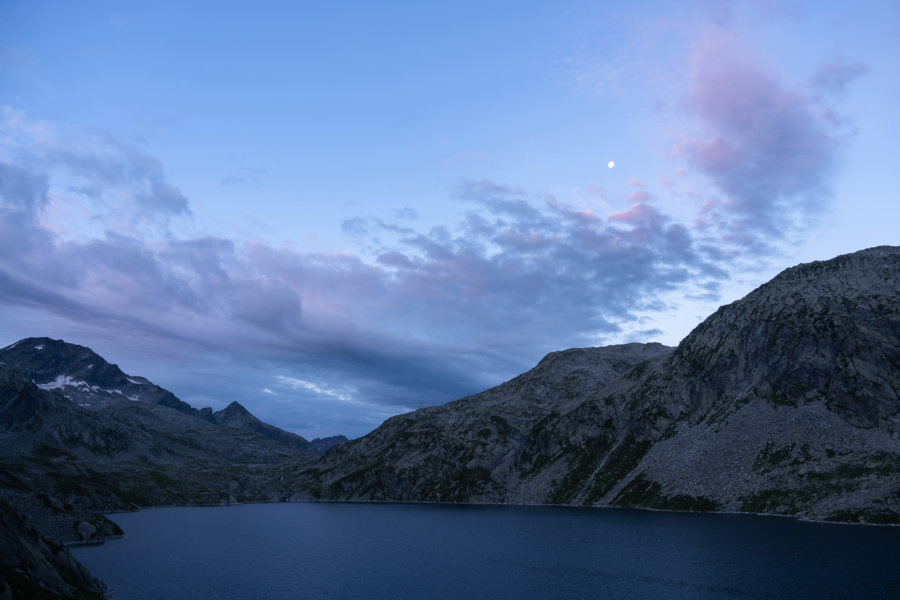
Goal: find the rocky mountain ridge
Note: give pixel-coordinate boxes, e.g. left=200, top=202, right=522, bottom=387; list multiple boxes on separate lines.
left=293, top=246, right=900, bottom=523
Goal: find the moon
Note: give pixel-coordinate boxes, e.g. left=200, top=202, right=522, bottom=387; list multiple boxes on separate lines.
left=607, top=161, right=615, bottom=168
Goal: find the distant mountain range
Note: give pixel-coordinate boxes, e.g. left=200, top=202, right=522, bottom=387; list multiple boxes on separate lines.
left=0, top=337, right=347, bottom=456
left=1, top=246, right=898, bottom=597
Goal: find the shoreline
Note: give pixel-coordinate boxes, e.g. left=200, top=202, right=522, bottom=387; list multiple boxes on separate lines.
left=72, top=496, right=899, bottom=550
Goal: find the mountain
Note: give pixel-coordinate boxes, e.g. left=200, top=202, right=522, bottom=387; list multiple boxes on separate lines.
left=0, top=337, right=193, bottom=414
left=294, top=246, right=900, bottom=523
left=298, top=342, right=673, bottom=503
left=0, top=340, right=329, bottom=545
left=0, top=339, right=341, bottom=595
left=199, top=401, right=313, bottom=453
left=308, top=435, right=350, bottom=454
left=0, top=338, right=343, bottom=459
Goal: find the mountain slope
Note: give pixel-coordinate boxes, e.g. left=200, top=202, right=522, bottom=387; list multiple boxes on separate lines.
left=294, top=246, right=900, bottom=523
left=0, top=337, right=193, bottom=413
left=0, top=498, right=106, bottom=600
left=0, top=343, right=322, bottom=547
left=209, top=401, right=314, bottom=453
left=0, top=340, right=339, bottom=595
left=299, top=343, right=674, bottom=502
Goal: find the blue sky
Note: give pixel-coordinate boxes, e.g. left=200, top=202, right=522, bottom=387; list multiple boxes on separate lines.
left=1, top=1, right=898, bottom=439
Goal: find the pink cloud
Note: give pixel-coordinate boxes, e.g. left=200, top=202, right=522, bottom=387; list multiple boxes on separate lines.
left=572, top=208, right=601, bottom=224
left=658, top=168, right=687, bottom=188
left=627, top=190, right=653, bottom=203
left=673, top=29, right=853, bottom=242
left=608, top=202, right=660, bottom=227
left=673, top=137, right=739, bottom=173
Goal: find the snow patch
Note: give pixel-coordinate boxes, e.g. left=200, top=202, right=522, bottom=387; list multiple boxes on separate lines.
left=37, top=375, right=84, bottom=391
left=34, top=375, right=138, bottom=401
left=127, top=395, right=140, bottom=402
left=127, top=377, right=142, bottom=384
left=34, top=344, right=44, bottom=351
left=35, top=376, right=119, bottom=395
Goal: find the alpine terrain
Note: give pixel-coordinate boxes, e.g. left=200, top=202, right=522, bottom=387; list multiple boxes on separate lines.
left=294, top=246, right=900, bottom=523
left=0, top=245, right=898, bottom=597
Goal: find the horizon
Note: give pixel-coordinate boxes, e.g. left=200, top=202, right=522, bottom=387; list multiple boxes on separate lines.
left=1, top=1, right=898, bottom=438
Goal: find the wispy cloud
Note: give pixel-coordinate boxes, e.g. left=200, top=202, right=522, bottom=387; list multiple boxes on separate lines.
left=275, top=375, right=354, bottom=404
left=809, top=57, right=867, bottom=97
left=672, top=29, right=859, bottom=250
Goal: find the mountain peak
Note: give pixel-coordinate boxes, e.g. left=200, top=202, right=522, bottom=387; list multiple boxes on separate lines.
left=670, top=245, right=900, bottom=431
left=214, top=401, right=258, bottom=425
left=0, top=337, right=193, bottom=413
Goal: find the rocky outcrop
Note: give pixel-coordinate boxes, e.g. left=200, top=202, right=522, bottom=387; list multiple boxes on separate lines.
left=308, top=435, right=349, bottom=454
left=0, top=498, right=106, bottom=599
left=294, top=246, right=900, bottom=523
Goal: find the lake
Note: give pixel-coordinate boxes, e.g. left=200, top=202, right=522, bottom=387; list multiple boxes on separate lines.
left=71, top=502, right=900, bottom=599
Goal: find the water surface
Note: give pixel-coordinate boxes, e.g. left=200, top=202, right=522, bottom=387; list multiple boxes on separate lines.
left=72, top=503, right=900, bottom=599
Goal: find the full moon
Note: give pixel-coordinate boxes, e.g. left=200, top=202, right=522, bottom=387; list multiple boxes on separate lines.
left=607, top=161, right=615, bottom=168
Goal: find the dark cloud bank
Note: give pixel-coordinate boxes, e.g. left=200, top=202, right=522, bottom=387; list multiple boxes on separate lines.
left=0, top=32, right=860, bottom=435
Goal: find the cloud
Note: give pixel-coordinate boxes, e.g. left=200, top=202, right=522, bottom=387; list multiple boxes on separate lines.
left=672, top=30, right=859, bottom=249
left=0, top=160, right=48, bottom=224
left=0, top=109, right=727, bottom=421
left=341, top=216, right=369, bottom=237
left=1, top=107, right=190, bottom=238
left=219, top=164, right=266, bottom=188
left=0, top=16, right=863, bottom=436
left=627, top=190, right=653, bottom=203
left=275, top=376, right=354, bottom=404
left=809, top=57, right=866, bottom=97
left=50, top=136, right=191, bottom=223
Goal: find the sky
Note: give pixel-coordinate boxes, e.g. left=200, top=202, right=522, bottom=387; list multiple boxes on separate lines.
left=1, top=1, right=897, bottom=439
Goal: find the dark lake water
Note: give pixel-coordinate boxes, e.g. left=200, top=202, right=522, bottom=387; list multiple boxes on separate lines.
left=71, top=502, right=900, bottom=599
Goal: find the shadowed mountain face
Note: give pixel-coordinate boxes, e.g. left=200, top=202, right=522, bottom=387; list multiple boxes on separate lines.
left=0, top=342, right=328, bottom=546
left=0, top=497, right=107, bottom=599
left=0, top=338, right=343, bottom=595
left=295, top=246, right=900, bottom=524
left=0, top=337, right=194, bottom=414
